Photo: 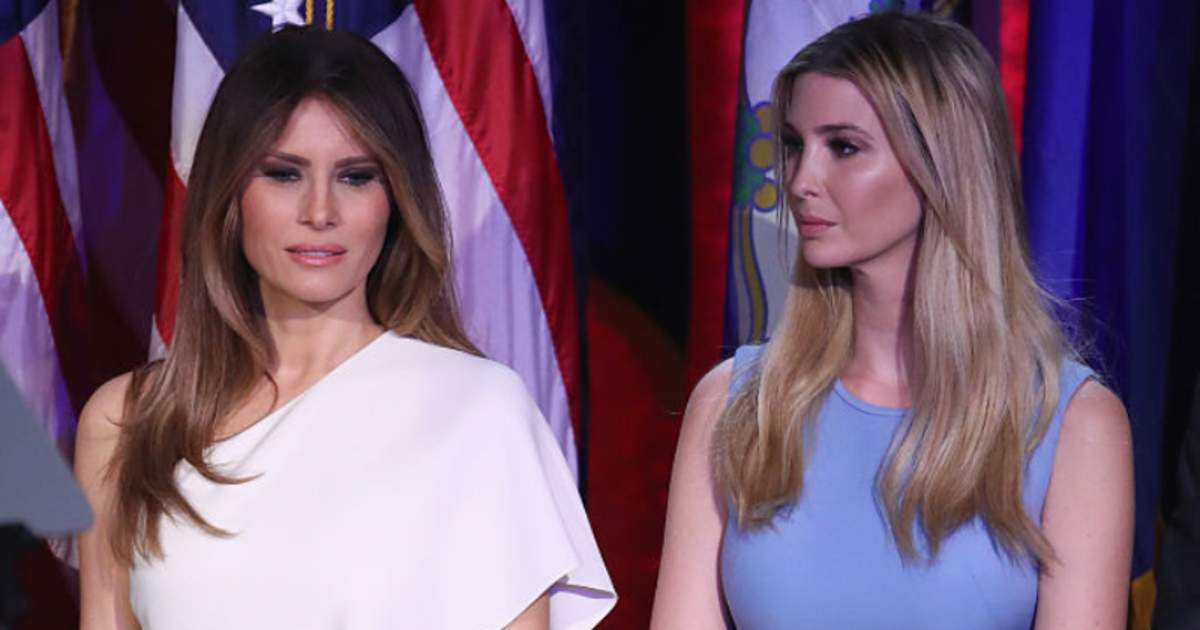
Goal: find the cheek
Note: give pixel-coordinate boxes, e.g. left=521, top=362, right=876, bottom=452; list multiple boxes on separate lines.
left=239, top=186, right=282, bottom=269
left=874, top=179, right=922, bottom=239
left=834, top=161, right=922, bottom=238
left=355, top=195, right=392, bottom=263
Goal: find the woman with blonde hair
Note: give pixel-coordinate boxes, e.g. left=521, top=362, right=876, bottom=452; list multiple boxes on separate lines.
left=653, top=13, right=1131, bottom=629
left=74, top=26, right=613, bottom=630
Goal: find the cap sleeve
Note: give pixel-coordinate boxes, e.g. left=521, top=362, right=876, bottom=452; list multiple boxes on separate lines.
left=442, top=365, right=616, bottom=629
left=1023, top=358, right=1098, bottom=523
left=730, top=344, right=765, bottom=397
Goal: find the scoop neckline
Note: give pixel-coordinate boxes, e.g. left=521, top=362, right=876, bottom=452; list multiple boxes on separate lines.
left=832, top=379, right=908, bottom=417
left=210, top=331, right=394, bottom=447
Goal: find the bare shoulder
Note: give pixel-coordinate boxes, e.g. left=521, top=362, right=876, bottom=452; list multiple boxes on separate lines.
left=77, top=372, right=134, bottom=443
left=673, top=357, right=736, bottom=505
left=1060, top=378, right=1132, bottom=452
left=682, top=358, right=735, bottom=434
left=650, top=358, right=736, bottom=629
left=1042, top=376, right=1133, bottom=546
left=1035, top=376, right=1133, bottom=627
left=76, top=371, right=143, bottom=629
left=75, top=372, right=137, bottom=483
left=1047, top=378, right=1133, bottom=505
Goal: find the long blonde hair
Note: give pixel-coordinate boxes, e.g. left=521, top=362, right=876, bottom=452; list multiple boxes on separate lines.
left=716, top=14, right=1070, bottom=564
left=109, top=27, right=479, bottom=564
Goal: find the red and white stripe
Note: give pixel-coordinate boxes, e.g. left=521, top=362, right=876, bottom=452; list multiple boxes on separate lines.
left=155, top=2, right=581, bottom=476
left=0, top=1, right=88, bottom=458
left=150, top=5, right=222, bottom=356
left=502, top=0, right=554, bottom=132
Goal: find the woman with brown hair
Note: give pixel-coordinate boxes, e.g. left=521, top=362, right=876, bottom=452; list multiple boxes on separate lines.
left=74, top=27, right=613, bottom=630
left=653, top=13, right=1131, bottom=629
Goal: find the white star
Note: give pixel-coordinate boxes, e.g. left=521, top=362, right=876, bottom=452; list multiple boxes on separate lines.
left=252, top=0, right=305, bottom=31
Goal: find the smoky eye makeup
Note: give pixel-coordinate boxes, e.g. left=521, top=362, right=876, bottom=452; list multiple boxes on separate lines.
left=828, top=136, right=863, bottom=157
left=259, top=162, right=301, bottom=182
left=826, top=124, right=873, bottom=148
left=337, top=163, right=383, bottom=187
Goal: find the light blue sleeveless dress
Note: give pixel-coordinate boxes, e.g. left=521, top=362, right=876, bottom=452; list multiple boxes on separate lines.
left=720, top=345, right=1095, bottom=629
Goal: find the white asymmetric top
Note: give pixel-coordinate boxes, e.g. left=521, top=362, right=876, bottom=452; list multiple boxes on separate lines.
left=129, top=333, right=616, bottom=629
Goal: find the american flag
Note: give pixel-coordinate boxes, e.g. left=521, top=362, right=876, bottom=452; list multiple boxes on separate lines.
left=2, top=0, right=583, bottom=478
left=0, top=0, right=89, bottom=460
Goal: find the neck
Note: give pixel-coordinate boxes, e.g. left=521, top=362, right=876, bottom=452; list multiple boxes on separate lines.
left=843, top=252, right=916, bottom=402
left=259, top=286, right=385, bottom=384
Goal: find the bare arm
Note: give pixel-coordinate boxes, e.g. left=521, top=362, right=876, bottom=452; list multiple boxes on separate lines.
left=650, top=359, right=734, bottom=630
left=75, top=373, right=141, bottom=630
left=1034, top=379, right=1134, bottom=630
left=502, top=591, right=549, bottom=630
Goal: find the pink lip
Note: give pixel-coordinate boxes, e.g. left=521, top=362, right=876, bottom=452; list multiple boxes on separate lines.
left=798, top=217, right=835, bottom=237
left=285, top=244, right=347, bottom=267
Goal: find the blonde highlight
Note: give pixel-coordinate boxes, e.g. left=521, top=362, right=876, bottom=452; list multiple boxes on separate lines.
left=715, top=14, right=1072, bottom=565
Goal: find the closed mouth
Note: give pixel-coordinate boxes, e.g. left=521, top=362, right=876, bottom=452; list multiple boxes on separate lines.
left=285, top=246, right=347, bottom=256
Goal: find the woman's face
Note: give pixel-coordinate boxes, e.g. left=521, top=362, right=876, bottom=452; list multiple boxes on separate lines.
left=240, top=97, right=390, bottom=317
left=782, top=73, right=923, bottom=273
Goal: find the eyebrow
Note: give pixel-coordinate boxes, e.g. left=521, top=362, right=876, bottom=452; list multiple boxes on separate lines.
left=815, top=123, right=871, bottom=137
left=264, top=151, right=378, bottom=168
left=780, top=122, right=873, bottom=139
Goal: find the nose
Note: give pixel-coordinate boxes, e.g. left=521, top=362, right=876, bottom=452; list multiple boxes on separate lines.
left=299, top=179, right=340, bottom=229
left=785, top=148, right=821, bottom=201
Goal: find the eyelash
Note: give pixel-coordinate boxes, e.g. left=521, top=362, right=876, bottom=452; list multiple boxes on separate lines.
left=339, top=169, right=378, bottom=187
left=779, top=136, right=861, bottom=159
left=263, top=167, right=300, bottom=182
left=260, top=166, right=380, bottom=187
left=828, top=137, right=860, bottom=157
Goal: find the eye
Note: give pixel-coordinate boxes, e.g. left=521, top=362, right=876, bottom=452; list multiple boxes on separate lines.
left=262, top=166, right=301, bottom=182
left=339, top=168, right=380, bottom=187
left=828, top=137, right=860, bottom=157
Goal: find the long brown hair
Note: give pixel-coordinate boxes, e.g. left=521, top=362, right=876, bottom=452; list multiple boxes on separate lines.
left=109, top=27, right=479, bottom=563
left=716, top=14, right=1073, bottom=564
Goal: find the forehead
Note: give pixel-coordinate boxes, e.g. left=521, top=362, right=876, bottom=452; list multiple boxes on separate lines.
left=785, top=73, right=882, bottom=133
left=272, top=96, right=367, bottom=154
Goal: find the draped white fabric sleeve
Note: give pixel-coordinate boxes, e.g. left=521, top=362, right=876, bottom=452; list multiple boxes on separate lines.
left=437, top=361, right=616, bottom=629
left=129, top=334, right=615, bottom=629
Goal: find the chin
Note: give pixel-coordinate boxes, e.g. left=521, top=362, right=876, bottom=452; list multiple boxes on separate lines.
left=261, top=279, right=362, bottom=310
left=800, top=246, right=852, bottom=270
left=293, top=291, right=355, bottom=306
